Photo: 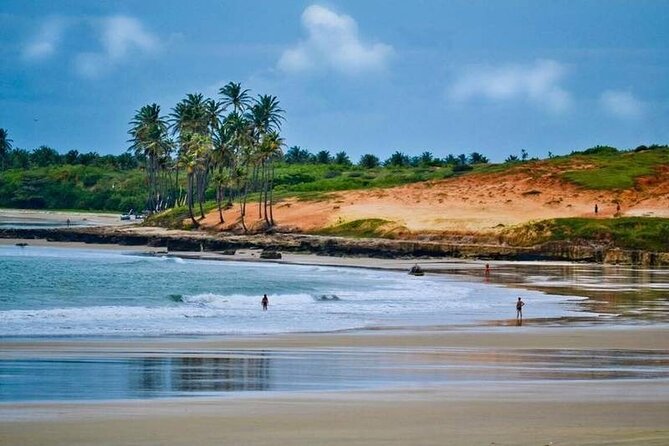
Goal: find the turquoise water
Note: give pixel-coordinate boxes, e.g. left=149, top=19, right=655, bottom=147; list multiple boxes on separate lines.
left=0, top=245, right=591, bottom=337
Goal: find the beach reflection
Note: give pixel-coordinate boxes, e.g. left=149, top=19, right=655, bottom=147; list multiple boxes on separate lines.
left=1, top=348, right=668, bottom=402
left=437, top=262, right=669, bottom=323
left=130, top=354, right=272, bottom=395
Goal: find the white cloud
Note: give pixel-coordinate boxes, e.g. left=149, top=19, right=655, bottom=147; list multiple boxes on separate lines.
left=23, top=17, right=67, bottom=60
left=448, top=59, right=572, bottom=113
left=75, top=16, right=158, bottom=78
left=278, top=5, right=393, bottom=75
left=599, top=90, right=645, bottom=119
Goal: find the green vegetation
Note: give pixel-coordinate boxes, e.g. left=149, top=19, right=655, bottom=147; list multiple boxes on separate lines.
left=316, top=218, right=401, bottom=238
left=506, top=217, right=669, bottom=251
left=143, top=205, right=190, bottom=229
left=273, top=163, right=455, bottom=194
left=143, top=202, right=218, bottom=230
left=0, top=164, right=145, bottom=211
left=559, top=147, right=669, bottom=189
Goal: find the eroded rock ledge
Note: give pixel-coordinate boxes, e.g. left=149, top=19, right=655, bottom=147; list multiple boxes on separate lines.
left=1, top=226, right=668, bottom=266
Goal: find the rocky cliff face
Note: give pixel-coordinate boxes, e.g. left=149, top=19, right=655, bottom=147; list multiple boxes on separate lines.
left=1, top=226, right=668, bottom=266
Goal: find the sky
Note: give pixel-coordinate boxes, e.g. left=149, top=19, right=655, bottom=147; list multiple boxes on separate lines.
left=1, top=0, right=668, bottom=161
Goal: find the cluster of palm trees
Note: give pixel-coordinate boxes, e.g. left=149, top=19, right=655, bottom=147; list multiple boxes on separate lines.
left=128, top=82, right=285, bottom=230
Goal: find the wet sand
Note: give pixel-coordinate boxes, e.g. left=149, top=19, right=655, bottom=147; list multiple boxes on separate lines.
left=2, top=326, right=668, bottom=352
left=1, top=328, right=669, bottom=445
left=2, top=388, right=668, bottom=446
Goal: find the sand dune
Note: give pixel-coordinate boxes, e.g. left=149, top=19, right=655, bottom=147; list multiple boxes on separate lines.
left=200, top=164, right=669, bottom=235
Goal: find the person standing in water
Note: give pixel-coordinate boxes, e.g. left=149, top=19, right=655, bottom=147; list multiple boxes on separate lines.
left=516, top=297, right=525, bottom=320
left=261, top=294, right=269, bottom=311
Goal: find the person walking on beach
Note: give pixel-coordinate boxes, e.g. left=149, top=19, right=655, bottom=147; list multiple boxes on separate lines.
left=261, top=294, right=269, bottom=311
left=594, top=204, right=598, bottom=215
left=66, top=218, right=71, bottom=227
left=516, top=297, right=525, bottom=320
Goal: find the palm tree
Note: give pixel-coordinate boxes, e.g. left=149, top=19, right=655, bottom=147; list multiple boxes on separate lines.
left=205, top=98, right=222, bottom=134
left=179, top=133, right=210, bottom=227
left=246, top=95, right=285, bottom=224
left=171, top=94, right=216, bottom=217
left=468, top=152, right=489, bottom=164
left=418, top=151, right=434, bottom=166
left=259, top=131, right=284, bottom=225
left=221, top=111, right=254, bottom=228
left=170, top=93, right=211, bottom=136
left=358, top=154, right=380, bottom=169
left=128, top=104, right=169, bottom=211
left=211, top=123, right=236, bottom=223
left=212, top=169, right=232, bottom=224
left=219, top=82, right=252, bottom=114
left=247, top=95, right=285, bottom=135
left=0, top=128, right=13, bottom=171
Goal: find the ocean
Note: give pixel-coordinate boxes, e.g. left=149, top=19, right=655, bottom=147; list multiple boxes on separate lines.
left=0, top=245, right=591, bottom=337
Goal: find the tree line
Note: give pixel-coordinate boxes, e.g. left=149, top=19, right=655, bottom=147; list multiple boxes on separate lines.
left=283, top=146, right=490, bottom=170
left=0, top=131, right=139, bottom=171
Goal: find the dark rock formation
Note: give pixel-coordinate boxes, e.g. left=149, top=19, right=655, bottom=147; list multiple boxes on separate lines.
left=1, top=226, right=667, bottom=266
left=259, top=250, right=282, bottom=259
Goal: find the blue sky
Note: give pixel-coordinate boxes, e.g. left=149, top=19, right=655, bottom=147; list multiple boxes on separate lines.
left=1, top=0, right=667, bottom=161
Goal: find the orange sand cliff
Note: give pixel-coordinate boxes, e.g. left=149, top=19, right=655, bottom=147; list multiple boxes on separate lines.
left=198, top=164, right=669, bottom=236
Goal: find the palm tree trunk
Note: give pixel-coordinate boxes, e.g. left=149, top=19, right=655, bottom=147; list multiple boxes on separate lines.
left=196, top=172, right=205, bottom=219
left=269, top=162, right=275, bottom=226
left=255, top=164, right=263, bottom=219
left=217, top=185, right=224, bottom=223
left=263, top=162, right=270, bottom=226
left=175, top=162, right=181, bottom=207
left=187, top=174, right=198, bottom=227
left=240, top=180, right=249, bottom=233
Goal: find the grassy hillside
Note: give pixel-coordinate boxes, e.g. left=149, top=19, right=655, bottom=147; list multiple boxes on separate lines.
left=273, top=164, right=456, bottom=194
left=476, top=146, right=669, bottom=190
left=315, top=218, right=405, bottom=238
left=556, top=148, right=669, bottom=189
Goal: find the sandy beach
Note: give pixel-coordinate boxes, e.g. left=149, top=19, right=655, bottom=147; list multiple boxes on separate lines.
left=0, top=208, right=133, bottom=227
left=2, top=388, right=668, bottom=446
left=1, top=327, right=668, bottom=446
